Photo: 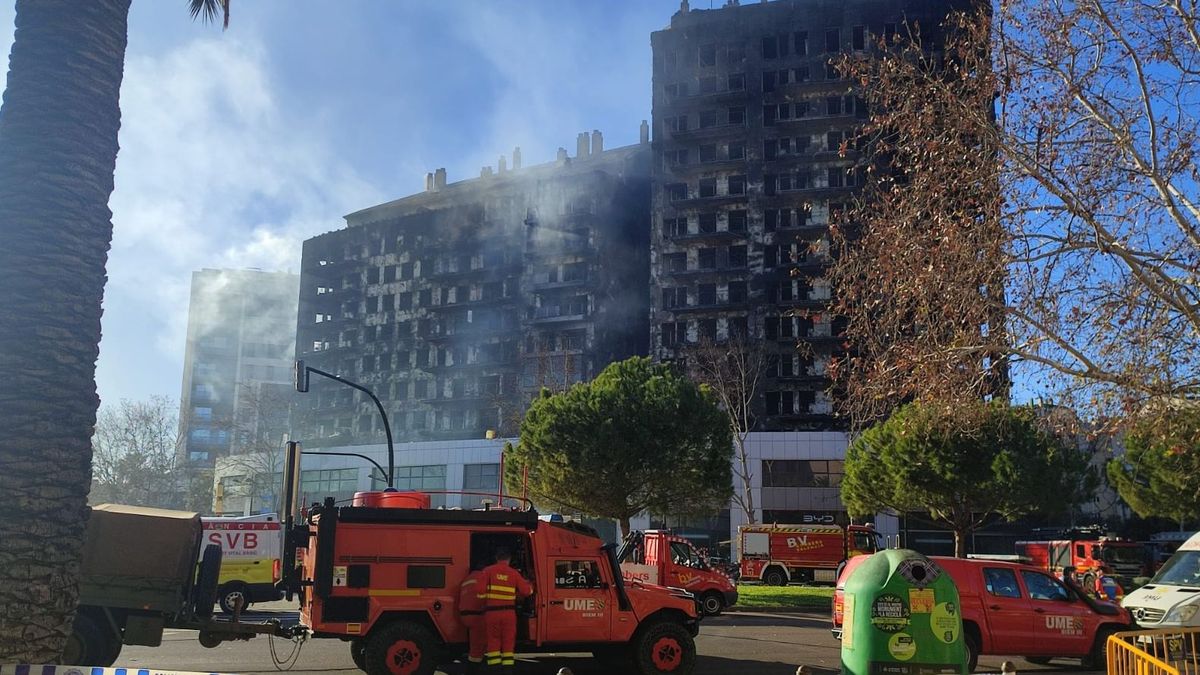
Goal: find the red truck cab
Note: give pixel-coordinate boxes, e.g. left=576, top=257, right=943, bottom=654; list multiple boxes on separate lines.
left=618, top=530, right=738, bottom=616
left=832, top=555, right=1133, bottom=672
left=1016, top=536, right=1146, bottom=592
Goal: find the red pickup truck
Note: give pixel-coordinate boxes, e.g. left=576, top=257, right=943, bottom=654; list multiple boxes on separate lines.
left=832, top=555, right=1133, bottom=672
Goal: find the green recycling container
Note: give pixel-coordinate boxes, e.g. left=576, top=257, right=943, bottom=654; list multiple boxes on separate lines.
left=840, top=549, right=967, bottom=675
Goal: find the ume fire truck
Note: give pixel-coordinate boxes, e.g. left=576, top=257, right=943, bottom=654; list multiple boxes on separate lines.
left=738, top=523, right=879, bottom=585
left=275, top=441, right=702, bottom=675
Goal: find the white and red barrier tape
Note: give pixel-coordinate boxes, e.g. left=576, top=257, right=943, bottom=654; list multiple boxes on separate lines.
left=0, top=667, right=231, bottom=675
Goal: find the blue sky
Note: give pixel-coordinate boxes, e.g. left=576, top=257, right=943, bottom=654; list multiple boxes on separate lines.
left=0, top=1, right=682, bottom=407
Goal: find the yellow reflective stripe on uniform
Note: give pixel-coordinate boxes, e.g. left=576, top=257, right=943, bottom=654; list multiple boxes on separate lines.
left=482, top=593, right=516, bottom=600
left=487, top=584, right=516, bottom=592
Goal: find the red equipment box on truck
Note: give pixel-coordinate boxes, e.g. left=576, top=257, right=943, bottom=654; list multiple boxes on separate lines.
left=739, top=523, right=878, bottom=585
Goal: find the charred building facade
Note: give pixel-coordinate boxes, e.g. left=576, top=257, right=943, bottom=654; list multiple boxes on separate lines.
left=295, top=135, right=651, bottom=446
left=649, top=0, right=967, bottom=431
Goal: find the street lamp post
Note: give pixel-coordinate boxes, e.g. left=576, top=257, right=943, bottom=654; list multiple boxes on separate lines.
left=294, top=359, right=395, bottom=488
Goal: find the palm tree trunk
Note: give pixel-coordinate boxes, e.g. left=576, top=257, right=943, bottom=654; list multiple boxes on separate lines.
left=0, top=0, right=130, bottom=663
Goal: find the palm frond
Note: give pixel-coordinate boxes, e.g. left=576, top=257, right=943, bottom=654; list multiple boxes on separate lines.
left=188, top=0, right=230, bottom=30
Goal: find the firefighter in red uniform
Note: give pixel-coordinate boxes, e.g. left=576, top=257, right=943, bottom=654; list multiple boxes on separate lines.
left=458, top=564, right=488, bottom=674
left=480, top=548, right=532, bottom=672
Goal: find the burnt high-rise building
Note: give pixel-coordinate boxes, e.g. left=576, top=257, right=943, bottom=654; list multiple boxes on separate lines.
left=295, top=133, right=651, bottom=446
left=650, top=0, right=969, bottom=431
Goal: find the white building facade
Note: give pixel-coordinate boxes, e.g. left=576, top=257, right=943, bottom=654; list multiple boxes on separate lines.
left=213, top=431, right=895, bottom=550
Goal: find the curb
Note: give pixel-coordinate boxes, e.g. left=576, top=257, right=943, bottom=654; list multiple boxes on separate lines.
left=0, top=667, right=231, bottom=675
left=725, top=606, right=831, bottom=615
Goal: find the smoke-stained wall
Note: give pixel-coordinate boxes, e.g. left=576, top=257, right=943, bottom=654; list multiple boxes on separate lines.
left=295, top=139, right=651, bottom=447
left=649, top=0, right=970, bottom=431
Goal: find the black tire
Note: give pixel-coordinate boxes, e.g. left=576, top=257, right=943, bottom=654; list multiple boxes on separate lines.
left=218, top=582, right=249, bottom=614
left=1084, top=626, right=1118, bottom=671
left=763, top=568, right=787, bottom=586
left=365, top=620, right=440, bottom=675
left=633, top=621, right=697, bottom=675
left=192, top=544, right=222, bottom=620
left=1025, top=657, right=1052, bottom=665
left=350, top=639, right=368, bottom=672
left=700, top=592, right=725, bottom=616
left=964, top=631, right=980, bottom=673
left=63, top=612, right=121, bottom=667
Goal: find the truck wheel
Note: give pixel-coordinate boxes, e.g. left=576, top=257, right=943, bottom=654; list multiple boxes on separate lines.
left=64, top=612, right=121, bottom=667
left=218, top=582, right=249, bottom=614
left=763, top=568, right=787, bottom=586
left=1082, top=574, right=1097, bottom=596
left=633, top=621, right=696, bottom=674
left=365, top=621, right=440, bottom=675
left=700, top=592, right=724, bottom=616
left=964, top=631, right=980, bottom=673
left=1084, top=627, right=1117, bottom=671
left=350, top=639, right=367, bottom=671
left=191, top=544, right=222, bottom=620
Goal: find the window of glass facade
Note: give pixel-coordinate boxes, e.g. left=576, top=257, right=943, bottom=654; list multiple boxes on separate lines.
left=761, top=460, right=845, bottom=487
left=395, top=464, right=447, bottom=507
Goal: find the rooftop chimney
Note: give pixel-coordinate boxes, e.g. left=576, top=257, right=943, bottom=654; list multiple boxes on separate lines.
left=434, top=167, right=447, bottom=190
left=425, top=172, right=435, bottom=192
left=498, top=155, right=507, bottom=172
left=680, top=0, right=690, bottom=12
left=512, top=146, right=522, bottom=170
left=556, top=147, right=569, bottom=163
left=576, top=132, right=590, bottom=159
left=591, top=130, right=604, bottom=155
left=640, top=119, right=650, bottom=144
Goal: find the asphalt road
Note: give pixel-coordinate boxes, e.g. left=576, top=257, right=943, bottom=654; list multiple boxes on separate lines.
left=112, top=605, right=1103, bottom=675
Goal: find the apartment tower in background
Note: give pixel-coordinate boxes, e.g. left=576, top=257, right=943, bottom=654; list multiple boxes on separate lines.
left=294, top=132, right=651, bottom=447
left=179, top=268, right=300, bottom=467
left=649, top=0, right=969, bottom=431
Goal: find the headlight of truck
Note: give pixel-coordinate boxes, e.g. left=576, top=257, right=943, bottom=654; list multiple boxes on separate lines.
left=1170, top=603, right=1199, bottom=624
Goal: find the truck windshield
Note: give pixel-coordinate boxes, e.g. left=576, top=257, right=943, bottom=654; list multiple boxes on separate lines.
left=1151, top=551, right=1200, bottom=586
left=1102, top=546, right=1145, bottom=565
left=670, top=541, right=706, bottom=568
left=854, top=532, right=879, bottom=553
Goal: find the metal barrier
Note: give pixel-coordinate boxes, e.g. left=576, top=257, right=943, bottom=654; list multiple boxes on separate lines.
left=1108, top=628, right=1200, bottom=675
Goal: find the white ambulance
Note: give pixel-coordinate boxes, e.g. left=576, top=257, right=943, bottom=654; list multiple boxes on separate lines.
left=1123, top=531, right=1200, bottom=627
left=201, top=513, right=283, bottom=613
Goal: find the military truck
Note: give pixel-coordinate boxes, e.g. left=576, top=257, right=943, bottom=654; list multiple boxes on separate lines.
left=66, top=503, right=295, bottom=665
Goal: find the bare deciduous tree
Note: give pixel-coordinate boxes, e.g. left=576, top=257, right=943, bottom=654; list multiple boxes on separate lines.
left=684, top=337, right=769, bottom=525
left=830, top=1, right=1200, bottom=429
left=90, top=396, right=185, bottom=509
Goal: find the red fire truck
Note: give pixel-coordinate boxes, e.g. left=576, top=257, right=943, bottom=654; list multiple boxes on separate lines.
left=1016, top=534, right=1147, bottom=591
left=272, top=443, right=702, bottom=675
left=618, top=530, right=738, bottom=616
left=738, top=523, right=879, bottom=585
